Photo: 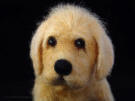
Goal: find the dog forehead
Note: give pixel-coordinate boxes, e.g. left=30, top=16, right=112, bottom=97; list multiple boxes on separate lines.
left=40, top=4, right=105, bottom=44
left=43, top=25, right=93, bottom=41
left=43, top=19, right=94, bottom=40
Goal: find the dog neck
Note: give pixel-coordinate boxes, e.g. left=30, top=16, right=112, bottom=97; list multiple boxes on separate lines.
left=33, top=78, right=93, bottom=101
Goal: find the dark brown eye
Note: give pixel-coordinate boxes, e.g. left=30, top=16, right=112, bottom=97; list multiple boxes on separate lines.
left=48, top=36, right=57, bottom=47
left=74, top=38, right=85, bottom=49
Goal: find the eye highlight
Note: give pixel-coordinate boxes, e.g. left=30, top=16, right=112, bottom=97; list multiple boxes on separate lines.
left=47, top=36, right=57, bottom=47
left=74, top=38, right=85, bottom=49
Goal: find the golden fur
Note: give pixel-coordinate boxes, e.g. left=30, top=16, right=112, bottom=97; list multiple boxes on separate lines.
left=30, top=4, right=114, bottom=101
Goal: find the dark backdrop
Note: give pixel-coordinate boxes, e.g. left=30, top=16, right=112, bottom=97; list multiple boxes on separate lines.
left=0, top=0, right=135, bottom=101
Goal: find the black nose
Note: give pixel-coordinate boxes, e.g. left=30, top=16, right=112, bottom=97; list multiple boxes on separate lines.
left=54, top=59, right=72, bottom=76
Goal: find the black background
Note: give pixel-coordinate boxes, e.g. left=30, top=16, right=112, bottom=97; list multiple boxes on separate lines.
left=0, top=0, right=135, bottom=101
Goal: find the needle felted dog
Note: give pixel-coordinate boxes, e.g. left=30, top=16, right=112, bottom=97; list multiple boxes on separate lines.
left=30, top=4, right=114, bottom=101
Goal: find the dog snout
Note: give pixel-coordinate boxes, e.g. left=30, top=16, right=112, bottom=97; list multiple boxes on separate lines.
left=54, top=59, right=72, bottom=76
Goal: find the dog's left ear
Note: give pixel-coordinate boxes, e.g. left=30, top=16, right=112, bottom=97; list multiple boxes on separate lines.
left=93, top=27, right=114, bottom=80
left=30, top=22, right=46, bottom=76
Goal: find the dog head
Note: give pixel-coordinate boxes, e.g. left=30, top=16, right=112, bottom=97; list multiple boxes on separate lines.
left=30, top=4, right=114, bottom=89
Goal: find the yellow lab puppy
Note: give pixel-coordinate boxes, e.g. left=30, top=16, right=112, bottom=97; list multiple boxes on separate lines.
left=30, top=4, right=114, bottom=101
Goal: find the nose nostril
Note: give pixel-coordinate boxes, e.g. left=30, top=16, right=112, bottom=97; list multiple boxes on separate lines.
left=54, top=59, right=72, bottom=76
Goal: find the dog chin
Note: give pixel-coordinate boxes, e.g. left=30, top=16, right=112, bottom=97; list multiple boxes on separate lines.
left=66, top=81, right=84, bottom=89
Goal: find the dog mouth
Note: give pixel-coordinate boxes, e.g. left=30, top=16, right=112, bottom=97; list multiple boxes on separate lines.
left=52, top=76, right=66, bottom=85
left=50, top=76, right=84, bottom=89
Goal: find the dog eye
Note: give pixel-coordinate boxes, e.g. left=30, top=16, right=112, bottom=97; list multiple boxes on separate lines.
left=74, top=38, right=85, bottom=49
left=47, top=36, right=57, bottom=47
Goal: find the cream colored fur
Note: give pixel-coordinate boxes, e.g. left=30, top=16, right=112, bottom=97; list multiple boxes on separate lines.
left=30, top=4, right=114, bottom=101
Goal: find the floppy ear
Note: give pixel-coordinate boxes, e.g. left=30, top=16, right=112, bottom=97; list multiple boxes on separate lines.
left=30, top=22, right=46, bottom=76
left=94, top=30, right=114, bottom=80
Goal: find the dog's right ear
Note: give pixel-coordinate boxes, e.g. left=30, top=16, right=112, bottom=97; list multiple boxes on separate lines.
left=30, top=22, right=46, bottom=76
left=93, top=29, right=114, bottom=80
